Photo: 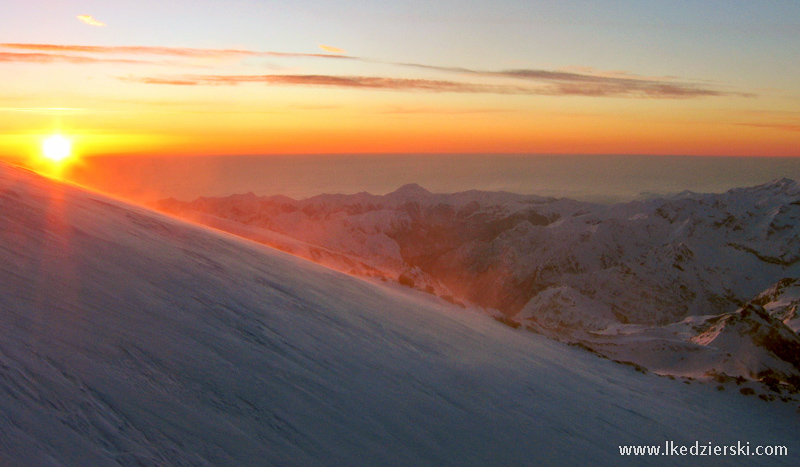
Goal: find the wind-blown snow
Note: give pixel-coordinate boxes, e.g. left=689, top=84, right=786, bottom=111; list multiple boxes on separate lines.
left=1, top=163, right=798, bottom=466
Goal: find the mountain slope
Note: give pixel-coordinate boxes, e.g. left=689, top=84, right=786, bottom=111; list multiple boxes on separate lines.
left=580, top=298, right=800, bottom=383
left=751, top=277, right=800, bottom=332
left=1, top=163, right=798, bottom=466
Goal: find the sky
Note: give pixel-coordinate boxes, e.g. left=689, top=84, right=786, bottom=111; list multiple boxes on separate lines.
left=1, top=0, right=799, bottom=160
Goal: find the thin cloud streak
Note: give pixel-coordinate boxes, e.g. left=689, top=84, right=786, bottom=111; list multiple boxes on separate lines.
left=319, top=45, right=346, bottom=54
left=1, top=43, right=358, bottom=61
left=121, top=74, right=520, bottom=92
left=736, top=123, right=800, bottom=132
left=377, top=106, right=510, bottom=115
left=121, top=73, right=740, bottom=98
left=396, top=62, right=748, bottom=98
left=77, top=15, right=106, bottom=27
left=732, top=110, right=800, bottom=132
left=0, top=51, right=147, bottom=65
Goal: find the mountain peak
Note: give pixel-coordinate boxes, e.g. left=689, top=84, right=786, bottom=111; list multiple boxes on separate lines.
left=388, top=183, right=432, bottom=198
left=756, top=178, right=800, bottom=194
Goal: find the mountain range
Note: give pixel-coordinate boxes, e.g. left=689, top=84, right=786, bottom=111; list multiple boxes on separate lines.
left=156, top=179, right=800, bottom=385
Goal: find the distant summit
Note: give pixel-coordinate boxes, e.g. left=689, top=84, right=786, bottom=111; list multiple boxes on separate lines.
left=763, top=178, right=800, bottom=193
left=731, top=178, right=800, bottom=196
left=387, top=183, right=432, bottom=199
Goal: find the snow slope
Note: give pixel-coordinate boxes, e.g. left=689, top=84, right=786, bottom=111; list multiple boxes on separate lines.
left=2, top=162, right=799, bottom=466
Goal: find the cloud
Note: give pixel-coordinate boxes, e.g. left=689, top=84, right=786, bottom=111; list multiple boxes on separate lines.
left=396, top=62, right=746, bottom=98
left=123, top=76, right=203, bottom=86
left=0, top=42, right=746, bottom=99
left=120, top=72, right=746, bottom=99
left=77, top=15, right=106, bottom=27
left=0, top=43, right=358, bottom=63
left=319, top=45, right=346, bottom=54
left=736, top=123, right=800, bottom=132
left=0, top=51, right=146, bottom=65
left=3, top=43, right=255, bottom=59
left=539, top=80, right=728, bottom=98
left=377, top=106, right=510, bottom=115
left=732, top=110, right=800, bottom=132
left=120, top=74, right=530, bottom=93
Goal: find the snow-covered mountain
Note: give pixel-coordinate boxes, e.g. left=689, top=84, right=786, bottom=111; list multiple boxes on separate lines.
left=3, top=162, right=799, bottom=466
left=578, top=293, right=800, bottom=384
left=157, top=179, right=800, bottom=327
left=156, top=179, right=800, bottom=387
left=750, top=277, right=800, bottom=332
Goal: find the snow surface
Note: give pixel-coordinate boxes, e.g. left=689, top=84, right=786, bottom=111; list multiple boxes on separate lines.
left=1, top=163, right=799, bottom=466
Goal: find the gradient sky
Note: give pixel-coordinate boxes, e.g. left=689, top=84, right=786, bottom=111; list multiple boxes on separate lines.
left=1, top=0, right=799, bottom=159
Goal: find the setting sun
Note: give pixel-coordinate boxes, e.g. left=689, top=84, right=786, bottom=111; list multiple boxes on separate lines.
left=42, top=135, right=72, bottom=162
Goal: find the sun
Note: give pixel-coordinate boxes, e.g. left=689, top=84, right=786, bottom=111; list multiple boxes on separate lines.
left=42, top=135, right=73, bottom=162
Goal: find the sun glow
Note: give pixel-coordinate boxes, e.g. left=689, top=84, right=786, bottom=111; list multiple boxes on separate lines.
left=42, top=135, right=73, bottom=162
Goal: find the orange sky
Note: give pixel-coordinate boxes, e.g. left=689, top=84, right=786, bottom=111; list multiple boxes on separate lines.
left=1, top=1, right=799, bottom=165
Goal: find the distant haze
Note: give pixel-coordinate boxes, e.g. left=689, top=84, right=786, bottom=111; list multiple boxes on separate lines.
left=61, top=154, right=800, bottom=204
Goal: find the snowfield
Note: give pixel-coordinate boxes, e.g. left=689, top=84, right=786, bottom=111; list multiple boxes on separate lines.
left=1, top=162, right=799, bottom=466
